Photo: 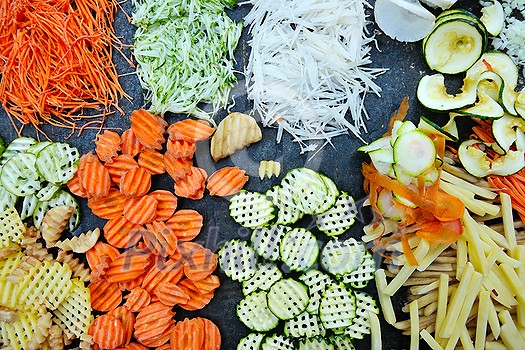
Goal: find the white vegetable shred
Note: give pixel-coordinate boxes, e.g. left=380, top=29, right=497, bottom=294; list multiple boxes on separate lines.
left=244, top=0, right=386, bottom=153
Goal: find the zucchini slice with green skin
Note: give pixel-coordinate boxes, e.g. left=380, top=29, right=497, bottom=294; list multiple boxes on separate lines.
left=455, top=91, right=505, bottom=119
left=242, top=263, right=283, bottom=296
left=1, top=153, right=41, bottom=197
left=219, top=239, right=258, bottom=282
left=266, top=186, right=303, bottom=225
left=0, top=184, right=17, bottom=213
left=229, top=190, right=276, bottom=228
left=376, top=188, right=407, bottom=222
left=279, top=228, right=319, bottom=272
left=261, top=334, right=294, bottom=350
left=357, top=136, right=391, bottom=153
left=492, top=114, right=525, bottom=153
left=480, top=0, right=505, bottom=36
left=26, top=141, right=52, bottom=156
left=20, top=195, right=38, bottom=220
left=424, top=18, right=487, bottom=74
left=36, top=183, right=61, bottom=201
left=418, top=115, right=459, bottom=142
left=344, top=291, right=380, bottom=340
left=299, top=270, right=333, bottom=314
left=319, top=282, right=356, bottom=333
left=237, top=333, right=265, bottom=350
left=297, top=337, right=334, bottom=350
left=315, top=193, right=358, bottom=237
left=284, top=311, right=326, bottom=338
left=267, top=278, right=309, bottom=320
left=393, top=129, right=437, bottom=177
left=417, top=74, right=478, bottom=111
left=237, top=291, right=280, bottom=332
left=516, top=89, right=525, bottom=120
left=330, top=335, right=356, bottom=350
left=35, top=142, right=80, bottom=184
left=466, top=51, right=519, bottom=90
left=251, top=225, right=290, bottom=261
left=0, top=137, right=37, bottom=166
left=321, top=238, right=365, bottom=277
left=341, top=251, right=376, bottom=289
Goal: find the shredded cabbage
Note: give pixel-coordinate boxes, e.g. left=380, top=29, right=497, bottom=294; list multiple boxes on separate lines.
left=244, top=0, right=387, bottom=153
left=132, top=0, right=242, bottom=120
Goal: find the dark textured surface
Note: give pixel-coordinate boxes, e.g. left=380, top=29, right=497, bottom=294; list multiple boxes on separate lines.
left=0, top=0, right=501, bottom=349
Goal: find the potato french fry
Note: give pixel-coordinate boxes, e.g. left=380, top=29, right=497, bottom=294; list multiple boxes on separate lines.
left=456, top=237, right=467, bottom=280
left=500, top=193, right=517, bottom=250
left=459, top=326, right=475, bottom=350
left=475, top=290, right=490, bottom=350
left=410, top=299, right=419, bottom=350
left=499, top=310, right=525, bottom=350
left=369, top=310, right=382, bottom=350
left=421, top=329, right=444, bottom=350
left=375, top=269, right=396, bottom=325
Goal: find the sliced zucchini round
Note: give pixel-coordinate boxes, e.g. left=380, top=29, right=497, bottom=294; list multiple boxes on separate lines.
left=297, top=337, right=334, bottom=350
left=242, top=263, right=283, bottom=296
left=251, top=224, right=290, bottom=261
left=229, top=190, right=276, bottom=228
left=266, top=186, right=303, bottom=225
left=284, top=311, right=326, bottom=338
left=376, top=188, right=407, bottom=221
left=0, top=184, right=17, bottom=213
left=219, top=239, right=258, bottom=282
left=418, top=115, right=459, bottom=142
left=341, top=252, right=376, bottom=289
left=35, top=142, right=79, bottom=184
left=492, top=114, right=525, bottom=153
left=298, top=270, right=333, bottom=315
left=261, top=334, right=294, bottom=350
left=417, top=74, right=478, bottom=111
left=315, top=193, right=358, bottom=237
left=319, top=282, right=356, bottom=333
left=237, top=291, right=280, bottom=332
left=393, top=130, right=437, bottom=177
left=267, top=278, right=309, bottom=320
left=0, top=137, right=37, bottom=166
left=237, top=333, right=265, bottom=350
left=321, top=238, right=365, bottom=276
left=279, top=228, right=319, bottom=272
left=480, top=0, right=505, bottom=36
left=466, top=51, right=519, bottom=90
left=1, top=153, right=41, bottom=197
left=456, top=91, right=505, bottom=119
left=330, top=335, right=356, bottom=350
left=516, top=89, right=525, bottom=120
left=344, top=291, right=379, bottom=339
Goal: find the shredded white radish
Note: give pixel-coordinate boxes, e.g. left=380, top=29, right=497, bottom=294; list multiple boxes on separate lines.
left=244, top=0, right=386, bottom=153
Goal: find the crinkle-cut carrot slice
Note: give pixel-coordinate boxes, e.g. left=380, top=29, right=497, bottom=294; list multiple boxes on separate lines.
left=134, top=302, right=175, bottom=345
left=90, top=255, right=111, bottom=283
left=191, top=274, right=220, bottom=294
left=121, top=129, right=144, bottom=157
left=138, top=148, right=165, bottom=175
left=141, top=257, right=184, bottom=294
left=123, top=287, right=151, bottom=312
left=106, top=248, right=153, bottom=284
left=118, top=271, right=146, bottom=292
left=168, top=119, right=215, bottom=142
left=143, top=222, right=177, bottom=256
left=165, top=210, right=203, bottom=242
left=67, top=170, right=88, bottom=198
left=166, top=138, right=196, bottom=158
left=88, top=188, right=126, bottom=219
left=89, top=279, right=122, bottom=312
left=105, top=154, right=139, bottom=185
left=177, top=279, right=215, bottom=311
left=115, top=342, right=149, bottom=350
left=79, top=152, right=111, bottom=199
left=104, top=216, right=142, bottom=249
left=86, top=241, right=120, bottom=271
left=90, top=314, right=125, bottom=350
left=130, top=109, right=167, bottom=150
left=155, top=344, right=172, bottom=350
left=123, top=195, right=158, bottom=225
left=200, top=318, right=221, bottom=350
left=120, top=167, right=152, bottom=197
left=164, top=151, right=192, bottom=181
left=139, top=324, right=174, bottom=348
left=174, top=167, right=207, bottom=200
left=170, top=318, right=205, bottom=350
left=95, top=130, right=121, bottom=163
left=149, top=190, right=178, bottom=222
left=156, top=281, right=190, bottom=307
left=206, top=166, right=249, bottom=197
left=108, top=306, right=135, bottom=346
left=183, top=247, right=217, bottom=282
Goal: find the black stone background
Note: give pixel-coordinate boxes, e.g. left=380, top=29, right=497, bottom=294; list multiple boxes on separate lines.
left=1, top=0, right=522, bottom=349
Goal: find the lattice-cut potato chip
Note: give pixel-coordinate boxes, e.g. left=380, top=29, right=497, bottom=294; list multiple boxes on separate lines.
left=16, top=261, right=73, bottom=311
left=0, top=252, right=23, bottom=281
left=55, top=228, right=100, bottom=253
left=53, top=278, right=93, bottom=339
left=0, top=208, right=26, bottom=248
left=0, top=309, right=44, bottom=350
left=210, top=112, right=262, bottom=161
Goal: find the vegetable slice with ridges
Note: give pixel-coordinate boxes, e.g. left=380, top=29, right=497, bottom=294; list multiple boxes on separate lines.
left=242, top=263, right=283, bottom=296
left=120, top=167, right=152, bottom=197
left=219, top=239, right=258, bottom=282
left=88, top=188, right=126, bottom=219
left=90, top=314, right=125, bottom=349
left=89, top=280, right=122, bottom=312
left=108, top=306, right=135, bottom=346
left=319, top=282, right=356, bottom=333
left=165, top=209, right=203, bottom=241
left=123, top=195, right=158, bottom=225
left=95, top=130, right=121, bottom=163
left=79, top=152, right=111, bottom=199
left=207, top=166, right=249, bottom=196
left=251, top=224, right=290, bottom=261
left=174, top=166, right=207, bottom=200
left=130, top=109, right=167, bottom=150
left=121, top=129, right=144, bottom=157
left=267, top=278, right=309, bottom=320
left=279, top=228, right=319, bottom=272
left=177, top=278, right=215, bottom=310
left=316, top=193, right=358, bottom=236
left=170, top=317, right=205, bottom=350
left=200, top=318, right=221, bottom=350
left=106, top=249, right=152, bottom=283
left=149, top=190, right=178, bottom=222
left=156, top=282, right=190, bottom=307
left=105, top=154, right=140, bottom=185
left=138, top=148, right=165, bottom=175
left=166, top=139, right=196, bottom=158
left=134, top=302, right=174, bottom=346
left=123, top=287, right=151, bottom=312
left=103, top=216, right=142, bottom=249
left=168, top=119, right=215, bottom=142
left=237, top=291, right=279, bottom=332
left=229, top=190, right=275, bottom=228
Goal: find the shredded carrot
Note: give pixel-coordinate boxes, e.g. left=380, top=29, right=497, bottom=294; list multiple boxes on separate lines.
left=384, top=96, right=409, bottom=137
left=401, top=234, right=418, bottom=266
left=0, top=0, right=128, bottom=134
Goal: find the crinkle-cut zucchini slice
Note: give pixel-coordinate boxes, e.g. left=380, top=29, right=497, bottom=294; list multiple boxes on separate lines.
left=319, top=282, right=356, bottom=333
left=261, top=334, right=294, bottom=350
left=280, top=168, right=338, bottom=215
left=237, top=333, right=265, bottom=350
left=251, top=224, right=290, bottom=261
left=279, top=228, right=318, bottom=272
left=284, top=311, right=326, bottom=338
left=297, top=337, right=334, bottom=350
left=341, top=251, right=376, bottom=289
left=316, top=193, right=357, bottom=236
left=330, top=335, right=356, bottom=350
left=229, top=190, right=275, bottom=228
left=344, top=291, right=379, bottom=339
left=266, top=186, right=303, bottom=225
left=237, top=291, right=279, bottom=332
left=0, top=184, right=17, bottom=213
left=242, top=263, right=283, bottom=296
left=299, top=270, right=333, bottom=314
left=219, top=239, right=258, bottom=282
left=0, top=137, right=37, bottom=165
left=35, top=142, right=80, bottom=184
left=321, top=238, right=365, bottom=276
left=1, top=153, right=41, bottom=197
left=267, top=278, right=309, bottom=320
left=20, top=195, right=38, bottom=220
left=36, top=183, right=61, bottom=201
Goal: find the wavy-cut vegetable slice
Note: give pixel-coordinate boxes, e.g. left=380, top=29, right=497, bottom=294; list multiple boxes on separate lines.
left=219, top=239, right=258, bottom=282
left=251, top=224, right=289, bottom=261
left=144, top=221, right=178, bottom=256
left=103, top=217, right=142, bottom=249
left=321, top=238, right=365, bottom=276
left=156, top=281, right=190, bottom=306
left=0, top=207, right=25, bottom=247
left=121, top=129, right=144, bottom=157
left=344, top=290, right=379, bottom=339
left=319, top=282, right=356, bottom=333
left=341, top=251, right=376, bottom=289
left=299, top=270, right=333, bottom=314
left=34, top=190, right=80, bottom=231
left=174, top=166, right=207, bottom=199
left=164, top=151, right=192, bottom=181
left=200, top=318, right=221, bottom=350
left=108, top=306, right=135, bottom=346
left=67, top=171, right=87, bottom=198
left=104, top=154, right=139, bottom=185
left=133, top=302, right=174, bottom=347
left=229, top=190, right=275, bottom=228
left=330, top=335, right=356, bottom=350
left=207, top=166, right=249, bottom=196
left=242, top=263, right=283, bottom=296
left=168, top=119, right=215, bottom=142
left=267, top=278, right=309, bottom=320
left=41, top=205, right=74, bottom=246
left=237, top=290, right=279, bottom=332
left=88, top=279, right=122, bottom=312
left=123, top=287, right=151, bottom=312
left=141, top=257, right=184, bottom=294
left=279, top=228, right=319, bottom=272
left=149, top=190, right=178, bottom=221
left=1, top=153, right=40, bottom=196
left=191, top=274, right=220, bottom=294
left=170, top=318, right=205, bottom=350
left=53, top=278, right=93, bottom=339
left=95, top=130, right=121, bottom=163
left=258, top=160, right=281, bottom=179
left=138, top=148, right=165, bottom=175
left=78, top=152, right=111, bottom=199
left=123, top=195, right=158, bottom=225
left=261, top=334, right=294, bottom=350
left=177, top=278, right=215, bottom=310
left=0, top=137, right=36, bottom=165
left=316, top=193, right=358, bottom=236
left=266, top=186, right=303, bottom=225
left=297, top=337, right=333, bottom=350
left=284, top=311, right=326, bottom=338
left=130, top=109, right=167, bottom=150
left=88, top=188, right=126, bottom=219
left=238, top=333, right=265, bottom=350
left=182, top=245, right=218, bottom=281
left=86, top=241, right=120, bottom=271
left=165, top=209, right=203, bottom=242
left=35, top=142, right=80, bottom=184
left=89, top=314, right=125, bottom=349
left=166, top=138, right=196, bottom=158
left=105, top=249, right=152, bottom=284
left=120, top=167, right=152, bottom=197
left=20, top=194, right=38, bottom=220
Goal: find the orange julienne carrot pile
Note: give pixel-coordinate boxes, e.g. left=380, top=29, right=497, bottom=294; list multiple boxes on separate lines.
left=0, top=0, right=127, bottom=133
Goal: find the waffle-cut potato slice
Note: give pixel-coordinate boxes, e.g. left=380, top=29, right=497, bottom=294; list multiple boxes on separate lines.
left=0, top=208, right=26, bottom=248
left=210, top=112, right=262, bottom=161
left=0, top=309, right=46, bottom=350
left=53, top=278, right=93, bottom=339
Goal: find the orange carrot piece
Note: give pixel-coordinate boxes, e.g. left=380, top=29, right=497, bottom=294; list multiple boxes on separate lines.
left=123, top=195, right=158, bottom=225
left=86, top=241, right=120, bottom=271
left=104, top=154, right=139, bottom=185
left=183, top=247, right=218, bottom=282
left=141, top=257, right=184, bottom=294
left=206, top=166, right=249, bottom=196
left=89, top=280, right=123, bottom=312
left=176, top=279, right=214, bottom=311
left=155, top=344, right=172, bottom=350
left=130, top=109, right=167, bottom=150
left=95, top=130, right=121, bottom=163
left=200, top=318, right=221, bottom=350
left=121, top=129, right=145, bottom=157
left=79, top=152, right=111, bottom=199
left=138, top=148, right=165, bottom=175
left=104, top=216, right=142, bottom=249
left=123, top=287, right=151, bottom=313
left=116, top=343, right=149, bottom=350
left=139, top=323, right=174, bottom=348
left=191, top=274, right=220, bottom=294
left=170, top=318, right=205, bottom=350
left=168, top=119, right=215, bottom=142
left=88, top=188, right=126, bottom=219
left=108, top=306, right=135, bottom=346
left=164, top=151, right=193, bottom=181
left=118, top=272, right=146, bottom=292
left=401, top=234, right=418, bottom=266
left=384, top=96, right=409, bottom=137
left=143, top=221, right=178, bottom=257
left=166, top=138, right=196, bottom=158
left=119, top=167, right=152, bottom=197
left=67, top=171, right=88, bottom=198
left=149, top=190, right=178, bottom=221
left=165, top=210, right=203, bottom=242
left=134, top=302, right=175, bottom=347
left=174, top=166, right=207, bottom=200
left=106, top=249, right=152, bottom=284
left=90, top=314, right=125, bottom=350
left=156, top=281, right=191, bottom=307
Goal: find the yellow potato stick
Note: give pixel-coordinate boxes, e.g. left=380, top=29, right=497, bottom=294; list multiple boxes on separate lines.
left=439, top=170, right=498, bottom=199
left=409, top=299, right=419, bottom=350
left=499, top=310, right=525, bottom=350
left=389, top=235, right=422, bottom=253
left=483, top=270, right=518, bottom=308
left=258, top=160, right=281, bottom=179
left=485, top=341, right=507, bottom=350
left=459, top=326, right=475, bottom=350
left=462, top=215, right=489, bottom=275
left=475, top=290, right=490, bottom=350
left=501, top=192, right=517, bottom=250
left=496, top=251, right=522, bottom=269
left=363, top=220, right=397, bottom=242
left=485, top=288, right=501, bottom=340
left=481, top=225, right=510, bottom=250
left=369, top=310, right=382, bottom=350
left=435, top=273, right=449, bottom=342
left=421, top=329, right=444, bottom=350
left=417, top=243, right=450, bottom=272
left=484, top=247, right=501, bottom=274
left=456, top=236, right=467, bottom=280
left=410, top=280, right=439, bottom=295
left=423, top=301, right=438, bottom=317
left=375, top=269, right=396, bottom=325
